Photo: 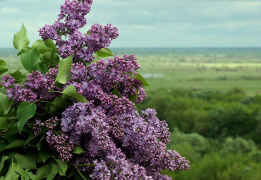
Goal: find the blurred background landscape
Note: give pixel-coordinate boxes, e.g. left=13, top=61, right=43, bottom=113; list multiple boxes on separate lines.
left=1, top=47, right=261, bottom=179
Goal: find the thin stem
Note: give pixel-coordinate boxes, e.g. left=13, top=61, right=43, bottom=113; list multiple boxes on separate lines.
left=49, top=91, right=61, bottom=93
left=77, top=169, right=87, bottom=180
left=43, top=81, right=57, bottom=100
left=77, top=164, right=96, bottom=167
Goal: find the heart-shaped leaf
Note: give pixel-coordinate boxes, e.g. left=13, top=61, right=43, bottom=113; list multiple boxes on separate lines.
left=17, top=101, right=36, bottom=133
left=44, top=39, right=58, bottom=53
left=96, top=48, right=114, bottom=57
left=62, top=85, right=88, bottom=103
left=0, top=60, right=8, bottom=75
left=56, top=55, right=73, bottom=84
left=0, top=92, right=10, bottom=116
left=20, top=49, right=40, bottom=73
left=135, top=73, right=150, bottom=86
left=13, top=23, right=29, bottom=50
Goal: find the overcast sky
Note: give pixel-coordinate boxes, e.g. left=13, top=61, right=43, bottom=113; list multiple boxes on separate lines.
left=0, top=0, right=261, bottom=48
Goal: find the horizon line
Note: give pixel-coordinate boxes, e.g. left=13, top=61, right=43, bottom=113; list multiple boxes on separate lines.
left=0, top=47, right=261, bottom=49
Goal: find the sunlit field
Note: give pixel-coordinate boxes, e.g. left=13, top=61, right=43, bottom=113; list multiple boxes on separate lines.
left=1, top=48, right=261, bottom=95
left=114, top=48, right=261, bottom=95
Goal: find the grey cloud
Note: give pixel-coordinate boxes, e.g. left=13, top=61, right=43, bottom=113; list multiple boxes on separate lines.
left=0, top=0, right=260, bottom=48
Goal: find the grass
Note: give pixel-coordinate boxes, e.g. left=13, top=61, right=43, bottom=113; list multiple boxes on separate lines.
left=129, top=52, right=261, bottom=96
left=1, top=48, right=261, bottom=96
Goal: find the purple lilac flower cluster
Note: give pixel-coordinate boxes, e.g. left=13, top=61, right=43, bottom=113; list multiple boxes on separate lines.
left=3, top=0, right=190, bottom=178
left=60, top=102, right=189, bottom=179
left=39, top=0, right=119, bottom=62
left=68, top=54, right=147, bottom=106
left=1, top=69, right=61, bottom=103
left=33, top=117, right=74, bottom=162
left=46, top=131, right=74, bottom=162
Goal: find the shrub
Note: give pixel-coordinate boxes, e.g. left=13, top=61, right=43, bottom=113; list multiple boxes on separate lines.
left=0, top=0, right=189, bottom=179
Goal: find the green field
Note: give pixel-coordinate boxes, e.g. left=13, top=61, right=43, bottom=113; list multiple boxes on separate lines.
left=139, top=60, right=261, bottom=95
left=1, top=48, right=261, bottom=95
left=114, top=48, right=261, bottom=96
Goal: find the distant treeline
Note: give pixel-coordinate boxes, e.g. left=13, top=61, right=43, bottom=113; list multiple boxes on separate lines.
left=137, top=88, right=261, bottom=179
left=138, top=87, right=261, bottom=145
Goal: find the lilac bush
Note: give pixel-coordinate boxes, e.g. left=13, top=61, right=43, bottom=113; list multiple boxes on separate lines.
left=0, top=0, right=189, bottom=179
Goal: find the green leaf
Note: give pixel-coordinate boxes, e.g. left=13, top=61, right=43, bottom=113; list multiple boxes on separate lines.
left=112, top=88, right=122, bottom=98
left=66, top=171, right=76, bottom=179
left=0, top=59, right=8, bottom=75
left=24, top=132, right=37, bottom=146
left=96, top=48, right=114, bottom=57
left=15, top=162, right=30, bottom=179
left=36, top=135, right=45, bottom=151
left=32, top=39, right=45, bottom=49
left=135, top=73, right=150, bottom=86
left=10, top=71, right=27, bottom=83
left=17, top=47, right=32, bottom=56
left=36, top=162, right=52, bottom=180
left=13, top=23, right=29, bottom=50
left=56, top=159, right=67, bottom=176
left=38, top=61, right=48, bottom=74
left=128, top=93, right=137, bottom=103
left=0, top=141, right=8, bottom=153
left=73, top=145, right=85, bottom=154
left=32, top=39, right=52, bottom=54
left=0, top=156, right=9, bottom=172
left=93, top=54, right=100, bottom=63
left=5, top=161, right=20, bottom=180
left=42, top=51, right=60, bottom=67
left=33, top=61, right=48, bottom=74
left=46, top=162, right=58, bottom=180
left=5, top=139, right=25, bottom=149
left=17, top=101, right=36, bottom=133
left=21, top=49, right=40, bottom=73
left=62, top=85, right=88, bottom=103
left=0, top=117, right=8, bottom=130
left=44, top=39, right=58, bottom=53
left=24, top=130, right=44, bottom=146
left=14, top=154, right=36, bottom=169
left=39, top=146, right=53, bottom=163
left=6, top=125, right=19, bottom=143
left=24, top=169, right=36, bottom=180
left=0, top=92, right=10, bottom=116
left=50, top=96, right=70, bottom=114
left=56, top=55, right=73, bottom=84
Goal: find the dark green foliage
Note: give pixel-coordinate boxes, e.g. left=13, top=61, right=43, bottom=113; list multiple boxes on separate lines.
left=138, top=88, right=261, bottom=144
left=138, top=87, right=261, bottom=179
left=163, top=129, right=261, bottom=180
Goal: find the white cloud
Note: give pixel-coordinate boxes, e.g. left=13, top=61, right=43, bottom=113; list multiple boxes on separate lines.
left=232, top=1, right=261, bottom=13
left=1, top=7, right=18, bottom=13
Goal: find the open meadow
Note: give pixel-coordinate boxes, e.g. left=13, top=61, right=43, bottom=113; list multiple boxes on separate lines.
left=1, top=47, right=261, bottom=96
left=113, top=48, right=261, bottom=96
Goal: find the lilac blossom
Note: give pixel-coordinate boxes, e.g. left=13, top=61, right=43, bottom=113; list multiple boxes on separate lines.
left=39, top=0, right=119, bottom=62
left=2, top=0, right=190, bottom=178
left=1, top=69, right=61, bottom=103
left=67, top=54, right=147, bottom=105
left=58, top=101, right=189, bottom=179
